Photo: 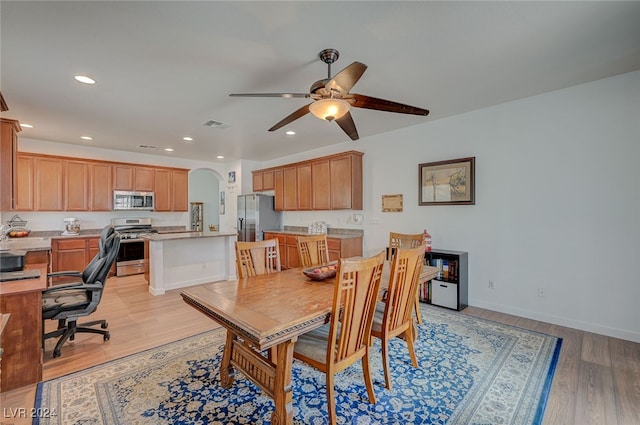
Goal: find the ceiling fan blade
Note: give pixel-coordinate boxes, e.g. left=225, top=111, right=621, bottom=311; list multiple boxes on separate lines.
left=335, top=111, right=359, bottom=141
left=350, top=93, right=429, bottom=116
left=268, top=104, right=311, bottom=132
left=229, top=93, right=310, bottom=98
left=325, top=62, right=367, bottom=94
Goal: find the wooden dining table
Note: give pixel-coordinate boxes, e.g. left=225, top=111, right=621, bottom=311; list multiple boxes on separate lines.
left=181, top=262, right=439, bottom=425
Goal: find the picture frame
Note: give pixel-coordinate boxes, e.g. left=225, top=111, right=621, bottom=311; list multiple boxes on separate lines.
left=228, top=171, right=236, bottom=184
left=419, top=157, right=475, bottom=205
left=382, top=194, right=403, bottom=212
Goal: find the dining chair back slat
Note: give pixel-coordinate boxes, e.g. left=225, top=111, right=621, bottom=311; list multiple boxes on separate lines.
left=235, top=239, right=281, bottom=278
left=388, top=232, right=425, bottom=324
left=296, top=234, right=330, bottom=268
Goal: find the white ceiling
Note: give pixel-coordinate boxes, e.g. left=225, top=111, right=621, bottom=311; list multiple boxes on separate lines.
left=2, top=1, right=639, bottom=162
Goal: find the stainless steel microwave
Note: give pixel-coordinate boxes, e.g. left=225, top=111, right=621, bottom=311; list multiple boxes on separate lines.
left=113, top=191, right=154, bottom=211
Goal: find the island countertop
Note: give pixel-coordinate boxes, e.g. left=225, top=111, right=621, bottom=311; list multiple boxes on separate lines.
left=142, top=230, right=238, bottom=242
left=0, top=237, right=51, bottom=252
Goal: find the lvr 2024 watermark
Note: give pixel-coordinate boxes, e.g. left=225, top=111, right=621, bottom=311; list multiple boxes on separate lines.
left=3, top=407, right=58, bottom=418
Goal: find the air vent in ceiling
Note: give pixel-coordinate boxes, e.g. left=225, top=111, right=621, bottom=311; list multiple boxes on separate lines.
left=138, top=144, right=158, bottom=149
left=202, top=120, right=230, bottom=129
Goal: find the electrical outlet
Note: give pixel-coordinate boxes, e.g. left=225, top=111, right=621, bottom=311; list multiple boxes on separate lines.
left=538, top=287, right=545, bottom=297
left=488, top=280, right=495, bottom=289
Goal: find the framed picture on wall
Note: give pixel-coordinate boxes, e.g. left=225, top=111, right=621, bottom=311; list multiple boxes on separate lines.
left=228, top=171, right=236, bottom=184
left=419, top=157, right=475, bottom=205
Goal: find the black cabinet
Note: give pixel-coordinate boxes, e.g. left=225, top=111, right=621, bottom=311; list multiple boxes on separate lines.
left=421, top=249, right=468, bottom=311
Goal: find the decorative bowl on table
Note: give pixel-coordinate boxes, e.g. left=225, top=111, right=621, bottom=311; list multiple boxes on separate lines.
left=303, top=261, right=338, bottom=281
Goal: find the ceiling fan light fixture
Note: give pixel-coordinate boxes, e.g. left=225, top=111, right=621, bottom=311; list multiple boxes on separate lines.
left=309, top=98, right=350, bottom=122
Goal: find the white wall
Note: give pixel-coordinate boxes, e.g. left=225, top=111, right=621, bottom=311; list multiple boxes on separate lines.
left=260, top=71, right=640, bottom=342
left=189, top=169, right=221, bottom=229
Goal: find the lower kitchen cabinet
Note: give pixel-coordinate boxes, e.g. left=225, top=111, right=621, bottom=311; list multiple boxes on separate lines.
left=263, top=231, right=362, bottom=269
left=51, top=236, right=115, bottom=285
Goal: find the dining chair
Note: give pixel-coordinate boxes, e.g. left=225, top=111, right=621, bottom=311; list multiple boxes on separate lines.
left=293, top=250, right=386, bottom=425
left=235, top=239, right=281, bottom=278
left=370, top=245, right=425, bottom=390
left=296, top=234, right=330, bottom=268
left=388, top=232, right=425, bottom=324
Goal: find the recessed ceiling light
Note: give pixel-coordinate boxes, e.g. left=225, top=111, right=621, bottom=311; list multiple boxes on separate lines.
left=216, top=155, right=224, bottom=159
left=285, top=130, right=296, bottom=135
left=20, top=123, right=33, bottom=128
left=164, top=148, right=174, bottom=152
left=80, top=136, right=93, bottom=140
left=74, top=75, right=96, bottom=84
left=183, top=136, right=193, bottom=141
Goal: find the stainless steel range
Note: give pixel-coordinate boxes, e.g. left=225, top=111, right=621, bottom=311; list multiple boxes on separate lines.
left=111, top=217, right=158, bottom=276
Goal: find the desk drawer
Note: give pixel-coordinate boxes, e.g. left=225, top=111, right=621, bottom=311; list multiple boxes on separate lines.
left=431, top=280, right=458, bottom=310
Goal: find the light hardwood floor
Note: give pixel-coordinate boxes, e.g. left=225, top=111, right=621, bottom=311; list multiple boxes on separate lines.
left=2, top=274, right=639, bottom=425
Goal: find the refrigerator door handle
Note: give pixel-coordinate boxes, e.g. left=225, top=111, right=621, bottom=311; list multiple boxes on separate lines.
left=238, top=217, right=244, bottom=230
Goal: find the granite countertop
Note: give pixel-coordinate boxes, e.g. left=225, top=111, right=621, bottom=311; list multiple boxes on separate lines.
left=142, top=230, right=237, bottom=241
left=264, top=226, right=363, bottom=239
left=0, top=237, right=52, bottom=252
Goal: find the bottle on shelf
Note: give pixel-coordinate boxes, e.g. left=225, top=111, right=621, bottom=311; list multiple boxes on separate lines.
left=423, top=229, right=432, bottom=252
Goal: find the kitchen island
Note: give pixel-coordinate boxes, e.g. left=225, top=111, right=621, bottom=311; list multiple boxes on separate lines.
left=143, top=231, right=238, bottom=295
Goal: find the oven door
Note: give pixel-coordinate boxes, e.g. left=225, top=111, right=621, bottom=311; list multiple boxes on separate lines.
left=116, top=239, right=146, bottom=276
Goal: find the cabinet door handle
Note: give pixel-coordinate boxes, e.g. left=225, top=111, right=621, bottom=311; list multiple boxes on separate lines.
left=439, top=284, right=448, bottom=288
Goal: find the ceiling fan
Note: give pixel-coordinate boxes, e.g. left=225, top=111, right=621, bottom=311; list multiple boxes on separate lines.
left=229, top=49, right=429, bottom=141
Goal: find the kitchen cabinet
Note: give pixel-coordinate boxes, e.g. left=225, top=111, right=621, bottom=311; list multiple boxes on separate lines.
left=154, top=169, right=172, bottom=211
left=14, top=154, right=34, bottom=211
left=154, top=168, right=188, bottom=212
left=311, top=160, right=331, bottom=210
left=65, top=160, right=90, bottom=211
left=255, top=151, right=363, bottom=211
left=171, top=169, right=189, bottom=211
left=51, top=236, right=115, bottom=285
left=273, top=169, right=284, bottom=211
left=263, top=231, right=362, bottom=270
left=283, top=167, right=298, bottom=210
left=90, top=162, right=113, bottom=211
left=8, top=151, right=188, bottom=212
left=330, top=152, right=363, bottom=210
left=0, top=118, right=20, bottom=211
left=296, top=163, right=312, bottom=210
left=34, top=156, right=64, bottom=211
left=113, top=164, right=154, bottom=191
left=252, top=169, right=275, bottom=192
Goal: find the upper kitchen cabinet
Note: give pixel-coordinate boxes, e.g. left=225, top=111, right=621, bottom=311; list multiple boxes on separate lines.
left=65, top=160, right=90, bottom=211
left=113, top=164, right=154, bottom=191
left=330, top=151, right=363, bottom=210
left=252, top=169, right=275, bottom=192
left=34, top=156, right=64, bottom=211
left=0, top=118, right=21, bottom=210
left=154, top=168, right=188, bottom=212
left=90, top=162, right=112, bottom=211
left=171, top=169, right=188, bottom=211
left=255, top=151, right=363, bottom=211
left=14, top=153, right=34, bottom=211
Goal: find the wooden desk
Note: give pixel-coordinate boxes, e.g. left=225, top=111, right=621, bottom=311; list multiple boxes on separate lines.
left=181, top=264, right=439, bottom=424
left=0, top=263, right=47, bottom=392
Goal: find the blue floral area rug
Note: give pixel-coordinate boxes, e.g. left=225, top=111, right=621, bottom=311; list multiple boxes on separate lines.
left=34, top=307, right=561, bottom=425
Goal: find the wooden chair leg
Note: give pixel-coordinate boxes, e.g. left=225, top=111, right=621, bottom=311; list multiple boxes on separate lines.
left=381, top=336, right=393, bottom=390
left=414, top=293, right=423, bottom=324
left=326, top=372, right=337, bottom=425
left=362, top=346, right=377, bottom=403
left=405, top=328, right=419, bottom=368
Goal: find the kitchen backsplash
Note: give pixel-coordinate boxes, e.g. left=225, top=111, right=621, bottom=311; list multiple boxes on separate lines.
left=0, top=211, right=189, bottom=233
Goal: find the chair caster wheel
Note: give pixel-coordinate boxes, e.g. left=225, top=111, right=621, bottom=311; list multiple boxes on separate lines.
left=53, top=350, right=61, bottom=358
left=101, top=322, right=108, bottom=329
left=104, top=332, right=110, bottom=341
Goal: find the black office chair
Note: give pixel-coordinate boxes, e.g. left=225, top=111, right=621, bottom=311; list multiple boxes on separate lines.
left=42, top=225, right=121, bottom=358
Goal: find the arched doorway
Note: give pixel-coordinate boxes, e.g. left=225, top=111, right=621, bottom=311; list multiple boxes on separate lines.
left=189, top=168, right=223, bottom=231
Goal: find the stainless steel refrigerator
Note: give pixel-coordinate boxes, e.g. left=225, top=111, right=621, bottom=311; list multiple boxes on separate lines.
left=237, top=194, right=282, bottom=242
